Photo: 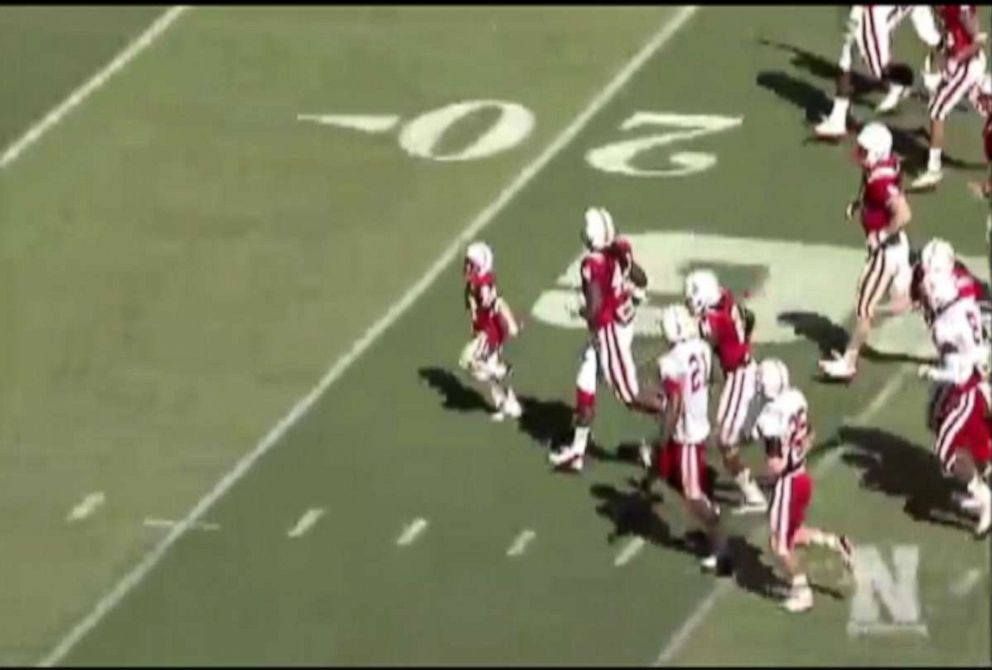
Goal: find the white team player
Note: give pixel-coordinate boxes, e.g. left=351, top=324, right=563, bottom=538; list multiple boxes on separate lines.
left=650, top=304, right=732, bottom=573
left=755, top=359, right=854, bottom=613
left=815, top=5, right=941, bottom=139
left=917, top=271, right=992, bottom=536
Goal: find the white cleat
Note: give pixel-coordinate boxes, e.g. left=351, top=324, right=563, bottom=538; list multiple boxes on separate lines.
left=700, top=554, right=717, bottom=571
left=782, top=587, right=814, bottom=613
left=548, top=448, right=584, bottom=472
left=812, top=116, right=847, bottom=141
left=909, top=169, right=944, bottom=191
left=502, top=397, right=522, bottom=420
left=876, top=86, right=909, bottom=113
left=818, top=353, right=856, bottom=381
left=952, top=491, right=982, bottom=513
left=976, top=504, right=991, bottom=538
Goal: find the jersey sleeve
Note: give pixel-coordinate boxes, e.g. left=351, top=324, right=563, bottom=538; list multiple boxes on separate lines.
left=658, top=354, right=685, bottom=395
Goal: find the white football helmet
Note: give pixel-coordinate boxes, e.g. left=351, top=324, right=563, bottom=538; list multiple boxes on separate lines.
left=582, top=207, right=616, bottom=251
left=661, top=303, right=698, bottom=344
left=465, top=240, right=494, bottom=276
left=921, top=238, right=955, bottom=276
left=758, top=358, right=790, bottom=399
left=924, top=269, right=957, bottom=312
left=856, top=122, right=893, bottom=167
left=684, top=269, right=721, bottom=315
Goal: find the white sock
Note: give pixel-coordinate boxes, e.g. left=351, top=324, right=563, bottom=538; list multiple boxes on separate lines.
left=928, top=148, right=942, bottom=172
left=839, top=42, right=853, bottom=71
left=792, top=573, right=810, bottom=592
left=886, top=83, right=905, bottom=98
left=968, top=475, right=991, bottom=509
left=571, top=426, right=590, bottom=456
left=832, top=97, right=851, bottom=122
left=489, top=383, right=506, bottom=409
left=503, top=387, right=519, bottom=408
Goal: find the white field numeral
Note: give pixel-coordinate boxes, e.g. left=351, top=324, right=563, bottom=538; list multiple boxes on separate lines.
left=586, top=111, right=742, bottom=177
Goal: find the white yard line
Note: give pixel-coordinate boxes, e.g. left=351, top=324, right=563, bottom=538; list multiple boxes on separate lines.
left=37, top=8, right=699, bottom=666
left=0, top=6, right=189, bottom=170
left=506, top=529, right=538, bottom=557
left=66, top=493, right=106, bottom=523
left=948, top=568, right=982, bottom=599
left=143, top=518, right=220, bottom=532
left=396, top=518, right=429, bottom=547
left=286, top=508, right=326, bottom=539
left=614, top=537, right=648, bottom=567
left=652, top=367, right=911, bottom=666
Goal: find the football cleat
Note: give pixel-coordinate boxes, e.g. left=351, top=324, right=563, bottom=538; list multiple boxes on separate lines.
left=951, top=491, right=982, bottom=513
left=818, top=353, right=857, bottom=381
left=876, top=85, right=910, bottom=113
left=976, top=504, right=991, bottom=538
left=782, top=587, right=814, bottom=613
left=812, top=116, right=847, bottom=141
left=908, top=169, right=943, bottom=191
left=548, top=447, right=584, bottom=472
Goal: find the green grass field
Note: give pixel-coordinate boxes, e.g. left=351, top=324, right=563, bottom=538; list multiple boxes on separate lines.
left=0, top=5, right=989, bottom=666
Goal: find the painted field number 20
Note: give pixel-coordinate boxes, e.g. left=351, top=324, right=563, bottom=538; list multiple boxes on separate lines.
left=298, top=101, right=741, bottom=178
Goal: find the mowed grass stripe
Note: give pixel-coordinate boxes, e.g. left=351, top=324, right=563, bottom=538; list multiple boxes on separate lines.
left=0, top=5, right=188, bottom=170
left=38, top=7, right=701, bottom=666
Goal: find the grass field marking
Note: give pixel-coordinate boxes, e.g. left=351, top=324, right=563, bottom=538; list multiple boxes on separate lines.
left=142, top=518, right=220, bottom=532
left=0, top=5, right=189, bottom=170
left=506, top=529, right=537, bottom=558
left=652, top=366, right=912, bottom=665
left=396, top=518, right=429, bottom=547
left=614, top=537, right=647, bottom=567
left=296, top=114, right=400, bottom=133
left=66, top=492, right=106, bottom=524
left=37, top=8, right=700, bottom=666
left=287, top=508, right=326, bottom=539
left=948, top=568, right=982, bottom=599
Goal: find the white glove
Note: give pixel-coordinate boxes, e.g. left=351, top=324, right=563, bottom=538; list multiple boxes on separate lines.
left=917, top=364, right=936, bottom=380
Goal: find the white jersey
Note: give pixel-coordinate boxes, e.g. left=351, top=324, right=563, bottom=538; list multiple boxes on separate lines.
left=658, top=338, right=712, bottom=445
left=756, top=388, right=811, bottom=474
left=930, top=299, right=990, bottom=385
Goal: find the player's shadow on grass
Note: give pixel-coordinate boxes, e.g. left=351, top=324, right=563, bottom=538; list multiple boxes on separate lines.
left=834, top=426, right=974, bottom=532
left=726, top=536, right=846, bottom=603
left=589, top=481, right=704, bottom=558
left=778, top=311, right=934, bottom=367
left=418, top=367, right=490, bottom=413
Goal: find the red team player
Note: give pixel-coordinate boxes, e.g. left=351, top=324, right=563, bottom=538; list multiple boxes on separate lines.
left=653, top=303, right=732, bottom=574
left=755, top=359, right=853, bottom=613
left=910, top=4, right=989, bottom=190
left=820, top=122, right=913, bottom=380
left=458, top=241, right=523, bottom=422
left=550, top=208, right=659, bottom=472
left=683, top=269, right=768, bottom=513
left=814, top=5, right=941, bottom=139
left=916, top=270, right=992, bottom=536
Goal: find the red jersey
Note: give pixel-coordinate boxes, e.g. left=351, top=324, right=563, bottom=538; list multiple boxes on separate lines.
left=465, top=273, right=507, bottom=349
left=701, top=288, right=752, bottom=374
left=937, top=5, right=979, bottom=60
left=580, top=238, right=636, bottom=330
left=861, top=156, right=902, bottom=241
